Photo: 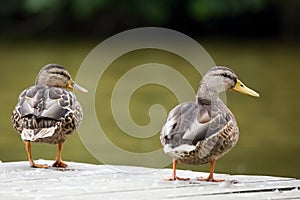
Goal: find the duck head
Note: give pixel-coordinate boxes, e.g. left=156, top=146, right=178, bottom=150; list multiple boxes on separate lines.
left=35, top=64, right=88, bottom=93
left=197, top=66, right=259, bottom=100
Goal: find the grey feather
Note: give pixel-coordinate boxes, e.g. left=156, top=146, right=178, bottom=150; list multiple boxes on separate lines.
left=160, top=66, right=240, bottom=165
left=11, top=64, right=85, bottom=144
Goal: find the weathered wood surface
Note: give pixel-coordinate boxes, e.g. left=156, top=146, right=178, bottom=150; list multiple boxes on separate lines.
left=0, top=160, right=299, bottom=199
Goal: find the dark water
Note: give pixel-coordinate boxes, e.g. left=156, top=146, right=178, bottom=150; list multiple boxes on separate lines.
left=1, top=39, right=299, bottom=179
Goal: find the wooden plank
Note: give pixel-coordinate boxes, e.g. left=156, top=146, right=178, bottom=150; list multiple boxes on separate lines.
left=0, top=160, right=299, bottom=199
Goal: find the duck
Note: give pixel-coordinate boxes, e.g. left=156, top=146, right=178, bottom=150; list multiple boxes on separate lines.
left=11, top=64, right=88, bottom=168
left=160, top=66, right=259, bottom=182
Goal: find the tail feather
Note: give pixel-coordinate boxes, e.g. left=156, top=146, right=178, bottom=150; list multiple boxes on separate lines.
left=21, top=126, right=57, bottom=141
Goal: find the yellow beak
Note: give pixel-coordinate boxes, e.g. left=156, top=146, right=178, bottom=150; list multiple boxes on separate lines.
left=67, top=80, right=88, bottom=93
left=232, top=79, right=259, bottom=97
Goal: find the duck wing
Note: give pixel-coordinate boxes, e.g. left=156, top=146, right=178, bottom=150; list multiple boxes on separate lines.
left=12, top=85, right=82, bottom=141
left=161, top=101, right=230, bottom=150
left=17, top=85, right=76, bottom=119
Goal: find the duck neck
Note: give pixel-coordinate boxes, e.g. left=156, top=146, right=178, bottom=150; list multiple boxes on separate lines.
left=196, top=81, right=220, bottom=105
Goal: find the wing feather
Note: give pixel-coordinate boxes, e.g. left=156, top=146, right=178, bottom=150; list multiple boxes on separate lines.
left=161, top=101, right=230, bottom=150
left=12, top=85, right=82, bottom=138
left=16, top=85, right=75, bottom=120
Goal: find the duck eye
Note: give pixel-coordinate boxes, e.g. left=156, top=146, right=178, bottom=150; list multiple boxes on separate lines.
left=221, top=73, right=228, bottom=78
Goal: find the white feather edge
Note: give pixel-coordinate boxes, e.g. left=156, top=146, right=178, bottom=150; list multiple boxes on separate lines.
left=21, top=126, right=57, bottom=141
left=163, top=144, right=196, bottom=158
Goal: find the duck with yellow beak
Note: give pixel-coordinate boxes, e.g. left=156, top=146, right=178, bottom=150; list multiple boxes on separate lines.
left=161, top=66, right=259, bottom=181
left=12, top=64, right=88, bottom=168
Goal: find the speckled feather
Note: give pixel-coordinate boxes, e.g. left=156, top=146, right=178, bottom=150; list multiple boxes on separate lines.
left=11, top=65, right=83, bottom=144
left=161, top=99, right=239, bottom=165
left=160, top=66, right=241, bottom=166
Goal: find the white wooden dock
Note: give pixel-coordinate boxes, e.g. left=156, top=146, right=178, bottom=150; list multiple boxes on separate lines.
left=0, top=160, right=299, bottom=199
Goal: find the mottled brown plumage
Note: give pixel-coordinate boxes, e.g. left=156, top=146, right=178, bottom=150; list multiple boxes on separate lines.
left=160, top=66, right=259, bottom=181
left=11, top=64, right=87, bottom=168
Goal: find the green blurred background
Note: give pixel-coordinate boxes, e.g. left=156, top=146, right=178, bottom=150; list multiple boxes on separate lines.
left=1, top=0, right=300, bottom=178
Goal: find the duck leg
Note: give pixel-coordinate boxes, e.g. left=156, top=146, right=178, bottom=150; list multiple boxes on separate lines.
left=164, top=159, right=190, bottom=181
left=197, top=159, right=224, bottom=182
left=52, top=143, right=68, bottom=168
left=25, top=141, right=48, bottom=168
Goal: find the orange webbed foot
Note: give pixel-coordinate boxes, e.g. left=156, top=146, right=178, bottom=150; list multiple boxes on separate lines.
left=197, top=159, right=224, bottom=182
left=52, top=161, right=68, bottom=168
left=164, top=176, right=190, bottom=181
left=164, top=159, right=189, bottom=181
left=197, top=176, right=224, bottom=182
left=30, top=162, right=48, bottom=169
